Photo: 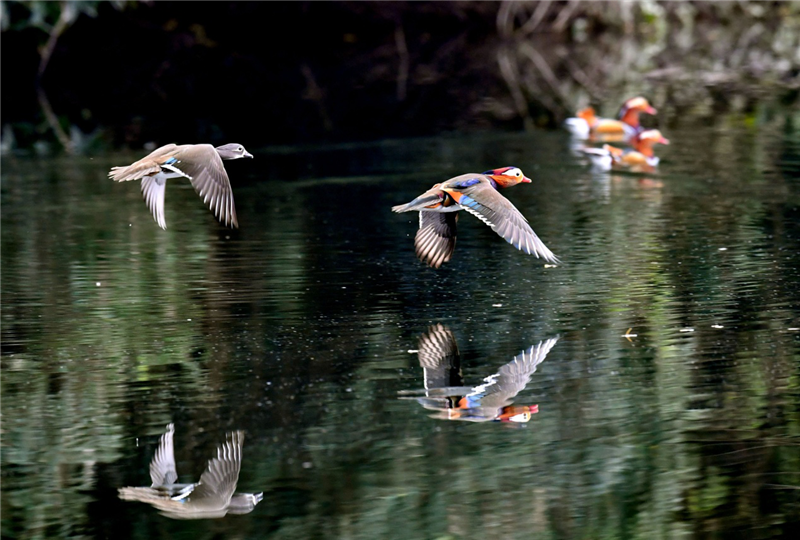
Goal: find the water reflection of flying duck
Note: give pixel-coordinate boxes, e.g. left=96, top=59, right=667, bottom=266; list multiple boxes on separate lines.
left=581, top=130, right=670, bottom=173
left=118, top=423, right=262, bottom=519
left=392, top=167, right=559, bottom=268
left=402, top=324, right=559, bottom=423
left=565, top=97, right=657, bottom=141
left=109, top=143, right=253, bottom=229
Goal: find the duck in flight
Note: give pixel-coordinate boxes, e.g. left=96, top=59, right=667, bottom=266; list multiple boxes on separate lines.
left=392, top=167, right=559, bottom=268
left=109, top=143, right=252, bottom=229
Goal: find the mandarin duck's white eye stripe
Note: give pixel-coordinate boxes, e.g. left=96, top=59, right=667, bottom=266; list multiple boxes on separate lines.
left=109, top=143, right=250, bottom=229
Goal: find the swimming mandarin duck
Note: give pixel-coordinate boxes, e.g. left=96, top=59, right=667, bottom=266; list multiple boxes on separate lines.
left=392, top=167, right=559, bottom=268
left=565, top=96, right=657, bottom=140
left=400, top=324, right=559, bottom=423
left=118, top=423, right=262, bottom=519
left=109, top=143, right=253, bottom=229
left=582, top=129, right=670, bottom=173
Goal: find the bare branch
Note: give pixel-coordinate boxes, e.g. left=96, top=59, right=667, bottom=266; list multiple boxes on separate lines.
left=395, top=23, right=409, bottom=102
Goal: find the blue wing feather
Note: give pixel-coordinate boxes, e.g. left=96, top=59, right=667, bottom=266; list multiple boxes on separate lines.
left=451, top=178, right=481, bottom=189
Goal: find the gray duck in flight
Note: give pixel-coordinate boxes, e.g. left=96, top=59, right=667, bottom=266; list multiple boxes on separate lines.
left=118, top=423, right=262, bottom=519
left=109, top=143, right=253, bottom=229
left=392, top=167, right=559, bottom=268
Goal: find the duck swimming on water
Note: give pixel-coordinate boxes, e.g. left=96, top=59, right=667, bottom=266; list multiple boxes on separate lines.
left=565, top=97, right=657, bottom=141
left=581, top=129, right=670, bottom=173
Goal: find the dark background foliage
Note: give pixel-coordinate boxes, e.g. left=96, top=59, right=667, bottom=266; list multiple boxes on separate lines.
left=1, top=1, right=799, bottom=152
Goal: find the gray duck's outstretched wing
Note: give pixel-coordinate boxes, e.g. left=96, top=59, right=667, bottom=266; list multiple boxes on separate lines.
left=171, top=144, right=239, bottom=228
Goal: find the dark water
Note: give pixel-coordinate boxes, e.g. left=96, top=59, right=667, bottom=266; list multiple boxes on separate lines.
left=2, top=120, right=800, bottom=538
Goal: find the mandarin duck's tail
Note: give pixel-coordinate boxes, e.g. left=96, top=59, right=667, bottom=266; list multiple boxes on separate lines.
left=392, top=189, right=445, bottom=213
left=392, top=197, right=437, bottom=213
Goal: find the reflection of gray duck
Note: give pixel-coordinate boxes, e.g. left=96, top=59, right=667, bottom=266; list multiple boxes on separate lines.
left=109, top=143, right=253, bottom=229
left=118, top=424, right=262, bottom=519
left=408, top=324, right=558, bottom=423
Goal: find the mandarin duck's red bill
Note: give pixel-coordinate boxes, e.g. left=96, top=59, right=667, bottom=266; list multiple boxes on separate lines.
left=565, top=96, right=657, bottom=141
left=109, top=143, right=253, bottom=229
left=392, top=167, right=559, bottom=268
left=404, top=324, right=559, bottom=423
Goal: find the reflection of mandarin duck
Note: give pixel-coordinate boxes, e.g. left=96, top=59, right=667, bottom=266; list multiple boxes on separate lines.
left=118, top=423, right=262, bottom=519
left=392, top=167, right=559, bottom=268
left=402, top=324, right=559, bottom=423
left=109, top=143, right=253, bottom=229
left=565, top=97, right=657, bottom=141
left=582, top=129, right=670, bottom=173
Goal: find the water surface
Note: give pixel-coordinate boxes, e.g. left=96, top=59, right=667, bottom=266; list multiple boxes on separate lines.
left=2, top=121, right=800, bottom=538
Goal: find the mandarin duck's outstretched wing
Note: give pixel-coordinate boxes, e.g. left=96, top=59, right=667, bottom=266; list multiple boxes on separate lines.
left=442, top=177, right=559, bottom=264
left=170, top=145, right=239, bottom=228
left=466, top=337, right=559, bottom=408
left=150, top=423, right=178, bottom=487
left=415, top=212, right=458, bottom=269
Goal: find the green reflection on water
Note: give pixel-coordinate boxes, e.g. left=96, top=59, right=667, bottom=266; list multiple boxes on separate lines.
left=2, top=124, right=800, bottom=538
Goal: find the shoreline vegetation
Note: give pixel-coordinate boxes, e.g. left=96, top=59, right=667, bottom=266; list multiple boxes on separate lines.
left=2, top=0, right=799, bottom=154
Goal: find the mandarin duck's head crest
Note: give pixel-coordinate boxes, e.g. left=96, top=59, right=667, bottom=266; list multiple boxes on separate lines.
left=576, top=106, right=597, bottom=123
left=482, top=166, right=531, bottom=187
left=621, top=96, right=657, bottom=116
left=636, top=129, right=669, bottom=146
left=215, top=143, right=254, bottom=160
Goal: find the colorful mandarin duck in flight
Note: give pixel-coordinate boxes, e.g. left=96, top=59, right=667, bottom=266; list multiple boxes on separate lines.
left=581, top=129, right=670, bottom=173
left=118, top=423, right=262, bottom=519
left=565, top=97, right=657, bottom=141
left=400, top=324, right=559, bottom=423
left=109, top=143, right=253, bottom=229
left=392, top=167, right=559, bottom=268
